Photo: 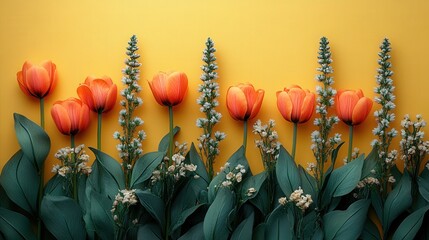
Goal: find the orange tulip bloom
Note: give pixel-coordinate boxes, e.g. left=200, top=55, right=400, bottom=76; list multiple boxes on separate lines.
left=77, top=76, right=117, bottom=113
left=51, top=98, right=90, bottom=136
left=226, top=83, right=264, bottom=121
left=17, top=60, right=57, bottom=99
left=149, top=72, right=188, bottom=107
left=277, top=85, right=315, bottom=124
left=336, top=89, right=373, bottom=126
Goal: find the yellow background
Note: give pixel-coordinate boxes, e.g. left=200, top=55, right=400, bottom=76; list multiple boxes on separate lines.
left=1, top=0, right=429, bottom=180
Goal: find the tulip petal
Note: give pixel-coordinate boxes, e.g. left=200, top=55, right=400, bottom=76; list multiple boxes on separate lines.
left=78, top=103, right=91, bottom=133
left=298, top=93, right=315, bottom=123
left=277, top=91, right=293, bottom=122
left=51, top=104, right=71, bottom=135
left=227, top=87, right=248, bottom=121
left=167, top=72, right=188, bottom=106
left=352, top=97, right=373, bottom=125
left=249, top=89, right=264, bottom=120
left=288, top=88, right=306, bottom=122
left=77, top=85, right=96, bottom=112
left=17, top=71, right=32, bottom=97
left=25, top=66, right=51, bottom=98
left=337, top=91, right=359, bottom=125
left=149, top=73, right=169, bottom=106
left=90, top=79, right=111, bottom=111
left=104, top=84, right=118, bottom=113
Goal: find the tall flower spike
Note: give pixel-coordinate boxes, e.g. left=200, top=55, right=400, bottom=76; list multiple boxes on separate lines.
left=311, top=37, right=341, bottom=190
left=113, top=35, right=146, bottom=188
left=372, top=38, right=397, bottom=198
left=197, top=38, right=226, bottom=180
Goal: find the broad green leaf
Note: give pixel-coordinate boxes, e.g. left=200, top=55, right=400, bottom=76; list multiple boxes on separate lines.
left=89, top=148, right=125, bottom=199
left=13, top=113, right=50, bottom=171
left=390, top=165, right=402, bottom=188
left=135, top=190, right=165, bottom=228
left=392, top=205, right=429, bottom=240
left=322, top=155, right=364, bottom=208
left=204, top=187, right=235, bottom=240
left=41, top=195, right=86, bottom=240
left=89, top=191, right=114, bottom=240
left=44, top=174, right=67, bottom=196
left=249, top=180, right=270, bottom=216
left=265, top=205, right=294, bottom=239
left=188, top=143, right=209, bottom=186
left=0, top=185, right=11, bottom=209
left=0, top=207, right=36, bottom=240
left=299, top=166, right=317, bottom=207
left=241, top=171, right=268, bottom=202
left=370, top=188, right=383, bottom=223
left=178, top=222, right=204, bottom=240
left=171, top=204, right=206, bottom=237
left=323, top=199, right=370, bottom=240
left=158, top=126, right=180, bottom=152
left=130, top=151, right=164, bottom=188
left=0, top=150, right=39, bottom=215
left=418, top=163, right=429, bottom=202
left=230, top=208, right=254, bottom=240
left=138, top=223, right=163, bottom=240
left=252, top=223, right=266, bottom=240
left=324, top=142, right=345, bottom=181
left=383, top=171, right=412, bottom=235
left=276, top=146, right=300, bottom=197
left=362, top=147, right=377, bottom=179
left=302, top=210, right=318, bottom=239
left=360, top=218, right=382, bottom=240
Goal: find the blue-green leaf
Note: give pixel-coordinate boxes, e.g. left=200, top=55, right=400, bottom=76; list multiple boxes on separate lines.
left=383, top=171, right=412, bottom=234
left=322, top=155, right=364, bottom=208
left=172, top=204, right=206, bottom=237
left=360, top=217, right=382, bottom=240
left=178, top=222, right=204, bottom=240
left=41, top=195, right=86, bottom=240
left=323, top=199, right=371, bottom=240
left=0, top=207, right=36, bottom=240
left=138, top=223, right=163, bottom=240
left=189, top=143, right=209, bottom=186
left=241, top=171, right=268, bottom=202
left=276, top=146, right=300, bottom=197
left=135, top=190, right=165, bottom=228
left=44, top=174, right=67, bottom=196
left=392, top=205, right=429, bottom=240
left=265, top=205, right=294, bottom=239
left=299, top=166, right=317, bottom=207
left=230, top=208, right=254, bottom=240
left=362, top=147, right=377, bottom=179
left=204, top=187, right=235, bottom=240
left=0, top=150, right=39, bottom=215
left=252, top=223, right=266, bottom=240
left=89, top=148, right=125, bottom=199
left=13, top=113, right=50, bottom=171
left=131, top=151, right=164, bottom=188
left=158, top=126, right=180, bottom=152
left=418, top=163, right=429, bottom=202
left=89, top=191, right=114, bottom=240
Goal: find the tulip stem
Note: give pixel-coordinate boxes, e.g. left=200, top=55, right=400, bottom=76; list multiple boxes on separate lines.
left=243, top=120, right=248, bottom=153
left=40, top=98, right=45, bottom=129
left=347, top=125, right=354, bottom=163
left=168, top=106, right=174, bottom=166
left=97, top=111, right=102, bottom=150
left=71, top=135, right=78, bottom=201
left=37, top=97, right=45, bottom=240
left=292, top=123, right=297, bottom=160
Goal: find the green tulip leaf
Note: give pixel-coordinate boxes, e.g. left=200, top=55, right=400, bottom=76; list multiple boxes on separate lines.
left=360, top=217, right=382, bottom=240
left=171, top=203, right=206, bottom=237
left=189, top=143, right=210, bottom=185
left=322, top=155, right=364, bottom=208
left=178, top=222, right=204, bottom=240
left=418, top=163, right=429, bottom=202
left=252, top=223, right=266, bottom=240
left=276, top=146, right=300, bottom=197
left=0, top=150, right=39, bottom=215
left=265, top=205, right=294, bottom=239
left=204, top=187, right=235, bottom=240
left=323, top=199, right=371, bottom=240
left=361, top=147, right=378, bottom=179
left=249, top=180, right=270, bottom=216
left=13, top=113, right=50, bottom=171
left=135, top=190, right=165, bottom=228
left=230, top=208, right=254, bottom=240
left=44, top=174, right=67, bottom=196
left=383, top=171, right=412, bottom=235
left=241, top=171, right=268, bottom=202
left=130, top=151, right=164, bottom=188
left=89, top=191, right=114, bottom=240
left=41, top=195, right=86, bottom=240
left=158, top=126, right=180, bottom=152
left=0, top=207, right=36, bottom=240
left=138, top=223, right=163, bottom=240
left=89, top=148, right=125, bottom=199
left=392, top=205, right=429, bottom=240
left=299, top=165, right=318, bottom=208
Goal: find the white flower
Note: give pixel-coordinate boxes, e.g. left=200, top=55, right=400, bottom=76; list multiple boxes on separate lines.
left=278, top=197, right=287, bottom=206
left=222, top=181, right=232, bottom=187
left=235, top=172, right=242, bottom=183
left=388, top=176, right=396, bottom=183
left=226, top=172, right=234, bottom=180
left=184, top=164, right=197, bottom=172
left=247, top=188, right=257, bottom=196
left=289, top=187, right=304, bottom=202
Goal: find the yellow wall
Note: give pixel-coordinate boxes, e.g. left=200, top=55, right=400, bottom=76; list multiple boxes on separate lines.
left=1, top=0, right=429, bottom=180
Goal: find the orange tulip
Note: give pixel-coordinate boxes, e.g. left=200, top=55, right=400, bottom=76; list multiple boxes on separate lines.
left=226, top=83, right=264, bottom=121
left=149, top=72, right=188, bottom=107
left=77, top=76, right=117, bottom=113
left=277, top=85, right=315, bottom=124
left=17, top=60, right=57, bottom=99
left=336, top=89, right=373, bottom=126
left=51, top=98, right=90, bottom=136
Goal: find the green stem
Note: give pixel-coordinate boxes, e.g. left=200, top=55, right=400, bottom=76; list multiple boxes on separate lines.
left=243, top=120, right=248, bottom=153
left=37, top=97, right=45, bottom=240
left=347, top=125, right=354, bottom=163
left=97, top=111, right=102, bottom=150
left=168, top=106, right=174, bottom=166
left=71, top=135, right=78, bottom=201
left=292, top=122, right=298, bottom=160
left=40, top=98, right=45, bottom=129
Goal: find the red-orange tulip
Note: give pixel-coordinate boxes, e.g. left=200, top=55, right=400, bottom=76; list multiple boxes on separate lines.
left=336, top=89, right=373, bottom=126
left=277, top=85, right=315, bottom=124
left=77, top=76, right=117, bottom=113
left=149, top=72, right=188, bottom=107
left=226, top=83, right=264, bottom=121
left=51, top=98, right=90, bottom=136
left=17, top=60, right=57, bottom=99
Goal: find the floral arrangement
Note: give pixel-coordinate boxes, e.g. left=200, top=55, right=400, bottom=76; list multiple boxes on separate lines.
left=1, top=35, right=429, bottom=240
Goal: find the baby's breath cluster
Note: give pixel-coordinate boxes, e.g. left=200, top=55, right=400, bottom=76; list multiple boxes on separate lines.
left=150, top=142, right=198, bottom=184
left=253, top=119, right=280, bottom=170
left=311, top=37, right=341, bottom=189
left=197, top=38, right=225, bottom=180
left=111, top=189, right=139, bottom=229
left=278, top=187, right=313, bottom=212
left=342, top=148, right=360, bottom=165
left=371, top=38, right=398, bottom=196
left=217, top=162, right=246, bottom=189
left=400, top=114, right=429, bottom=176
left=113, top=35, right=146, bottom=187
